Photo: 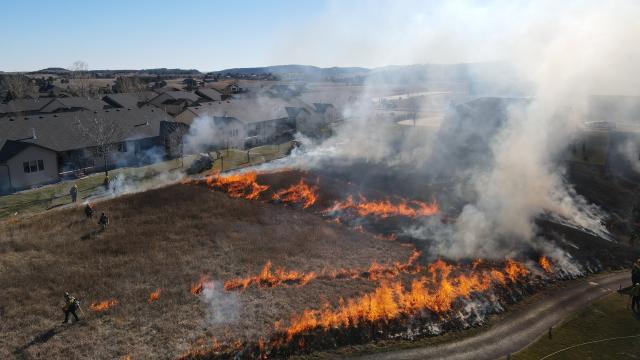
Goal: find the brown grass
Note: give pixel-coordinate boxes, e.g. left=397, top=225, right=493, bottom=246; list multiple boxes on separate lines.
left=0, top=183, right=410, bottom=359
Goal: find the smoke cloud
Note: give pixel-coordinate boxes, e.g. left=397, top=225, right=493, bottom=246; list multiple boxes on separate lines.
left=269, top=1, right=640, bottom=261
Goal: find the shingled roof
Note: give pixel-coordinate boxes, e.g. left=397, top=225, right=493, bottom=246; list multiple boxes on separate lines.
left=0, top=140, right=56, bottom=163
left=0, top=98, right=54, bottom=115
left=40, top=97, right=109, bottom=113
left=103, top=92, right=157, bottom=109
left=182, top=97, right=300, bottom=125
left=0, top=106, right=174, bottom=153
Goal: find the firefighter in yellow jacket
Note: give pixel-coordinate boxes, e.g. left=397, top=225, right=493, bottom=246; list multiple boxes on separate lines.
left=62, top=292, right=81, bottom=324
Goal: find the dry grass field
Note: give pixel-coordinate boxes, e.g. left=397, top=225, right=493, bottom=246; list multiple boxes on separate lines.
left=0, top=183, right=411, bottom=359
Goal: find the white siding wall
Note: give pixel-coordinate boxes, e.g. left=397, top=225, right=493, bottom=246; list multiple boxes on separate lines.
left=6, top=146, right=58, bottom=189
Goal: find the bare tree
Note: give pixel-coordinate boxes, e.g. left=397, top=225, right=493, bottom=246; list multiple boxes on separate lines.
left=75, top=112, right=123, bottom=177
left=164, top=122, right=189, bottom=167
left=0, top=74, right=35, bottom=100
left=69, top=61, right=95, bottom=97
left=113, top=76, right=145, bottom=93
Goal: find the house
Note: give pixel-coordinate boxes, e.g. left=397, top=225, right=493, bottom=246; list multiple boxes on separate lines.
left=205, top=80, right=241, bottom=97
left=103, top=91, right=157, bottom=109
left=0, top=98, right=54, bottom=117
left=0, top=107, right=183, bottom=192
left=286, top=99, right=338, bottom=136
left=40, top=97, right=110, bottom=113
left=195, top=88, right=223, bottom=102
left=148, top=91, right=201, bottom=115
left=175, top=97, right=303, bottom=149
left=0, top=140, right=59, bottom=191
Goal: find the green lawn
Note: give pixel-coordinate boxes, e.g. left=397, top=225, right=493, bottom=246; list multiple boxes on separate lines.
left=0, top=141, right=292, bottom=220
left=514, top=292, right=640, bottom=360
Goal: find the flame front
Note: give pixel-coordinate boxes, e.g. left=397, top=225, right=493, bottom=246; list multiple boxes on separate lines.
left=280, top=259, right=528, bottom=340
left=224, top=250, right=422, bottom=291
left=204, top=170, right=269, bottom=200
left=272, top=178, right=319, bottom=208
left=327, top=194, right=439, bottom=218
left=90, top=299, right=117, bottom=312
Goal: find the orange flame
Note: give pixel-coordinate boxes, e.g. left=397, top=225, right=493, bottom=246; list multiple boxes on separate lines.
left=280, top=259, right=529, bottom=340
left=148, top=288, right=161, bottom=303
left=272, top=178, right=318, bottom=208
left=505, top=258, right=529, bottom=282
left=224, top=260, right=318, bottom=291
left=539, top=256, right=552, bottom=273
left=224, top=250, right=423, bottom=291
left=205, top=170, right=269, bottom=200
left=191, top=275, right=210, bottom=295
left=90, top=299, right=117, bottom=312
left=327, top=194, right=439, bottom=218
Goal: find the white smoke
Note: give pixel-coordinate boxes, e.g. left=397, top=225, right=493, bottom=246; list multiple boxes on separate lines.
left=266, top=1, right=640, bottom=262
left=201, top=281, right=240, bottom=324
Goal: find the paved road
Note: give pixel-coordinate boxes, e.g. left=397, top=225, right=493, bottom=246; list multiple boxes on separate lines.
left=352, top=271, right=629, bottom=360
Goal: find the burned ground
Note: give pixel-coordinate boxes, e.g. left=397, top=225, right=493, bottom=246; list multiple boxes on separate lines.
left=0, top=184, right=411, bottom=360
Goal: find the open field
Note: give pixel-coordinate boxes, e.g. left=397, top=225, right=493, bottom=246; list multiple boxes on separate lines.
left=0, top=183, right=410, bottom=359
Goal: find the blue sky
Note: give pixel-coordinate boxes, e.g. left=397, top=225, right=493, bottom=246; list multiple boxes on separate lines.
left=0, top=0, right=329, bottom=71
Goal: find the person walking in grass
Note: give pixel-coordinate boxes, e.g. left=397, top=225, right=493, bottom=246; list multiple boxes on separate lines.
left=69, top=184, right=78, bottom=203
left=62, top=292, right=81, bottom=324
left=84, top=203, right=94, bottom=219
left=99, top=212, right=109, bottom=230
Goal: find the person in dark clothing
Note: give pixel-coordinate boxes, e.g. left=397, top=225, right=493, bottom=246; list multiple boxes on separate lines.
left=84, top=203, right=94, bottom=219
left=69, top=184, right=78, bottom=203
left=99, top=212, right=109, bottom=230
left=631, top=283, right=640, bottom=313
left=62, top=292, right=80, bottom=324
left=632, top=259, right=640, bottom=285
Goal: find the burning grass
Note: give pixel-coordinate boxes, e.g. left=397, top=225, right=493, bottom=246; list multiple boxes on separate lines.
left=90, top=299, right=118, bottom=312
left=0, top=183, right=409, bottom=359
left=326, top=194, right=439, bottom=219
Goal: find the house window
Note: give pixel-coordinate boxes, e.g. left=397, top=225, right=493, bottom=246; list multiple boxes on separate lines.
left=118, top=142, right=127, bottom=152
left=23, top=160, right=45, bottom=173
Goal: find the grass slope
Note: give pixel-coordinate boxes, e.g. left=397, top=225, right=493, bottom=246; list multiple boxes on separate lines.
left=0, top=183, right=409, bottom=359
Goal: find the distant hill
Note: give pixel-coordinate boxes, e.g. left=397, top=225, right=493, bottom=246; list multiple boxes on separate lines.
left=213, top=64, right=370, bottom=81
left=214, top=62, right=529, bottom=95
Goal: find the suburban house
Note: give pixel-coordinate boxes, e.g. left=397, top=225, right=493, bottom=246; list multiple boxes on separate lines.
left=195, top=88, right=223, bottom=102
left=39, top=97, right=110, bottom=113
left=290, top=100, right=337, bottom=136
left=205, top=80, right=242, bottom=97
left=103, top=91, right=158, bottom=109
left=0, top=106, right=184, bottom=193
left=148, top=91, right=201, bottom=115
left=0, top=98, right=55, bottom=116
left=175, top=97, right=302, bottom=149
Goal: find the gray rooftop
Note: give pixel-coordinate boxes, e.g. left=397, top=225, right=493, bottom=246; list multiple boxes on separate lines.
left=0, top=106, right=174, bottom=153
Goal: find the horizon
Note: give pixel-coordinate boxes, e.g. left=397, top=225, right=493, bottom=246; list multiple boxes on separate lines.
left=1, top=0, right=523, bottom=72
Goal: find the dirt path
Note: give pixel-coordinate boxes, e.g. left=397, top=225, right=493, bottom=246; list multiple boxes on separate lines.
left=352, top=271, right=629, bottom=360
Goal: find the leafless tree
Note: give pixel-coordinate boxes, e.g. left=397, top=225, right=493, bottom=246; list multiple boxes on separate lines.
left=69, top=61, right=95, bottom=97
left=164, top=123, right=189, bottom=167
left=0, top=74, right=35, bottom=100
left=75, top=112, right=123, bottom=177
left=113, top=76, right=145, bottom=93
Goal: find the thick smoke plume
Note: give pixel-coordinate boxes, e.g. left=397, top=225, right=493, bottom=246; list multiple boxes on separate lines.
left=271, top=1, right=640, bottom=262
